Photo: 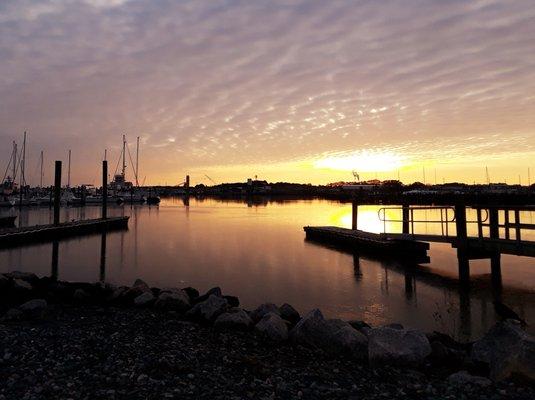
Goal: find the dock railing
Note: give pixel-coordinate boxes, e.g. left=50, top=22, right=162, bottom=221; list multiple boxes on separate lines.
left=377, top=205, right=535, bottom=243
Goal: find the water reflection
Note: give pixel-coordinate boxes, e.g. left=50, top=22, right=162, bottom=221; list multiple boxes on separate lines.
left=1, top=198, right=534, bottom=341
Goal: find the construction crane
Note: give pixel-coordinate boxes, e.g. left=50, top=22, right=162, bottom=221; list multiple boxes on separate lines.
left=204, top=174, right=217, bottom=185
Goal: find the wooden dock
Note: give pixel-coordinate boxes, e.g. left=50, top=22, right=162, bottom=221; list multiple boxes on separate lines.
left=304, top=226, right=430, bottom=261
left=0, top=217, right=129, bottom=248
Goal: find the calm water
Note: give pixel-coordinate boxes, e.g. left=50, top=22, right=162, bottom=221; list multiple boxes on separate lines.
left=1, top=198, right=534, bottom=341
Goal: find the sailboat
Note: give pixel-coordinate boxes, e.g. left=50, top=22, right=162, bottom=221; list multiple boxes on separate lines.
left=109, top=135, right=146, bottom=204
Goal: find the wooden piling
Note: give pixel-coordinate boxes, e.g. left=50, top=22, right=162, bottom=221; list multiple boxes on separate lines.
left=102, top=160, right=108, bottom=219
left=352, top=201, right=358, bottom=230
left=489, top=208, right=499, bottom=239
left=402, top=204, right=410, bottom=234
left=51, top=240, right=59, bottom=280
left=455, top=204, right=470, bottom=283
left=53, top=161, right=62, bottom=226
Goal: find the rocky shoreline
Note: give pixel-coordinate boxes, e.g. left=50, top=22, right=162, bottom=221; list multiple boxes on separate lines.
left=0, top=271, right=534, bottom=399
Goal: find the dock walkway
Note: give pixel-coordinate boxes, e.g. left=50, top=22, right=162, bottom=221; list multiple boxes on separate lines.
left=304, top=226, right=429, bottom=261
left=0, top=217, right=129, bottom=248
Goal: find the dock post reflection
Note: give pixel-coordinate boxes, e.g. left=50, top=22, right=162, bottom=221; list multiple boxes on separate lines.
left=458, top=286, right=472, bottom=340
left=51, top=240, right=59, bottom=280
left=353, top=253, right=362, bottom=281
left=99, top=232, right=107, bottom=282
left=491, top=253, right=502, bottom=299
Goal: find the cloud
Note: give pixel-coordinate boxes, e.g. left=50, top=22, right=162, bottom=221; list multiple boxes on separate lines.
left=0, top=0, right=534, bottom=184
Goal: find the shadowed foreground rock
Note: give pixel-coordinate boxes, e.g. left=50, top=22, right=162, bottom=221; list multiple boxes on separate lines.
left=1, top=306, right=534, bottom=400
left=0, top=273, right=534, bottom=399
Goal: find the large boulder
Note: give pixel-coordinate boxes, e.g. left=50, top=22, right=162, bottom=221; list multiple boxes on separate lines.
left=187, top=294, right=228, bottom=322
left=256, top=312, right=289, bottom=342
left=290, top=309, right=368, bottom=359
left=194, top=287, right=222, bottom=304
left=154, top=290, right=191, bottom=312
left=123, top=279, right=151, bottom=301
left=279, top=303, right=300, bottom=325
left=182, top=287, right=200, bottom=301
left=19, top=298, right=48, bottom=318
left=73, top=288, right=91, bottom=302
left=5, top=271, right=39, bottom=283
left=134, top=292, right=155, bottom=307
left=471, top=321, right=535, bottom=382
left=368, top=326, right=431, bottom=367
left=214, top=309, right=253, bottom=331
left=250, top=303, right=280, bottom=323
left=12, top=278, right=32, bottom=291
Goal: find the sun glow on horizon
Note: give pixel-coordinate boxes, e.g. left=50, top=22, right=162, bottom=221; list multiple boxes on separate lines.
left=313, top=150, right=406, bottom=173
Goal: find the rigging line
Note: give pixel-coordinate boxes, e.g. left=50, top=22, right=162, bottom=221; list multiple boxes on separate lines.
left=126, top=143, right=138, bottom=185
left=113, top=149, right=122, bottom=178
left=2, top=151, right=14, bottom=183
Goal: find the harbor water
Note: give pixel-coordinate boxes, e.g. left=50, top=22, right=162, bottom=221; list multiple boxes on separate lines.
left=1, top=198, right=534, bottom=341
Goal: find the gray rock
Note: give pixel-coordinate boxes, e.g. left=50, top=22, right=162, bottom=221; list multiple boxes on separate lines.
left=12, top=278, right=32, bottom=291
left=194, top=287, right=222, bottom=303
left=73, top=288, right=90, bottom=301
left=124, top=279, right=151, bottom=299
left=279, top=303, right=300, bottom=325
left=214, top=309, right=253, bottom=331
left=472, top=321, right=535, bottom=382
left=290, top=309, right=368, bottom=359
left=447, top=371, right=492, bottom=387
left=19, top=298, right=47, bottom=312
left=3, top=308, right=23, bottom=321
left=154, top=290, right=191, bottom=312
left=250, top=303, right=280, bottom=323
left=5, top=271, right=38, bottom=282
left=256, top=312, right=289, bottom=341
left=348, top=320, right=371, bottom=331
left=19, top=299, right=47, bottom=318
left=134, top=292, right=155, bottom=307
left=187, top=294, right=228, bottom=322
left=368, top=326, right=431, bottom=367
left=108, top=286, right=129, bottom=302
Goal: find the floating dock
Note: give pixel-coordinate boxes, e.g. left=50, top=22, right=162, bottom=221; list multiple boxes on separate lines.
left=0, top=217, right=129, bottom=248
left=304, top=226, right=429, bottom=261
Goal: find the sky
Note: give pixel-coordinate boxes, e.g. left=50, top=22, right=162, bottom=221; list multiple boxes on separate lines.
left=1, top=0, right=535, bottom=186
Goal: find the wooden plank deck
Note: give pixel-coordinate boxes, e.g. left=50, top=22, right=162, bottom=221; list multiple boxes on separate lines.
left=304, top=226, right=429, bottom=260
left=383, top=232, right=535, bottom=257
left=0, top=217, right=129, bottom=248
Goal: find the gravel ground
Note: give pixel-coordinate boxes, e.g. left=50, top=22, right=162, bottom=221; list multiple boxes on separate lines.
left=0, top=306, right=533, bottom=400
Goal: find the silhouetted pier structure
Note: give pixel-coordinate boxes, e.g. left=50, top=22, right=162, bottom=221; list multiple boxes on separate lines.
left=0, top=160, right=128, bottom=248
left=305, top=202, right=535, bottom=284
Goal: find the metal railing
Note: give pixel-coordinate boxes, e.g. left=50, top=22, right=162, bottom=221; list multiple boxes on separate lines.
left=377, top=206, right=489, bottom=236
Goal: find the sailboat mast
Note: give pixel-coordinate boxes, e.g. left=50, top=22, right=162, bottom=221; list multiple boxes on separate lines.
left=12, top=141, right=17, bottom=180
left=136, top=136, right=139, bottom=187
left=21, top=132, right=26, bottom=187
left=67, top=149, right=71, bottom=188
left=19, top=131, right=26, bottom=204
left=40, top=150, right=43, bottom=188
left=122, top=134, right=126, bottom=178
